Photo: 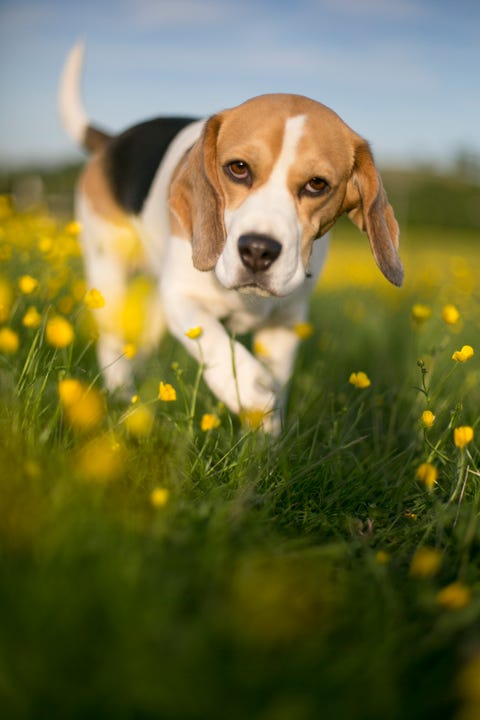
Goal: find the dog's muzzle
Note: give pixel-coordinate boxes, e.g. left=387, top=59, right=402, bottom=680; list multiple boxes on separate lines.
left=238, top=233, right=282, bottom=273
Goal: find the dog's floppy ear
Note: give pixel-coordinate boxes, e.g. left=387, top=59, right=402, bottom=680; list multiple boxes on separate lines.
left=345, top=141, right=403, bottom=287
left=169, top=116, right=225, bottom=271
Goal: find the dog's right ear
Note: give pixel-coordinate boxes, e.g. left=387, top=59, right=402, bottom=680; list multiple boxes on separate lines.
left=169, top=116, right=226, bottom=271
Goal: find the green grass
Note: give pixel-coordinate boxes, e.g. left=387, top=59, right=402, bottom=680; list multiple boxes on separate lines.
left=0, top=202, right=480, bottom=720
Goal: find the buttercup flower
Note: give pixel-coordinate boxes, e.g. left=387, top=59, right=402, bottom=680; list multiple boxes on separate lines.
left=421, top=410, right=436, bottom=428
left=45, top=315, right=74, bottom=348
left=349, top=371, right=371, bottom=389
left=293, top=321, right=314, bottom=339
left=410, top=547, right=443, bottom=578
left=452, top=345, right=474, bottom=363
left=76, top=434, right=126, bottom=482
left=18, top=275, right=38, bottom=294
left=64, top=220, right=82, bottom=236
left=454, top=426, right=474, bottom=449
left=442, top=304, right=460, bottom=325
left=84, top=288, right=105, bottom=309
left=58, top=378, right=105, bottom=431
left=123, top=405, right=155, bottom=437
left=158, top=381, right=177, bottom=402
left=123, top=343, right=137, bottom=359
left=150, top=487, right=170, bottom=508
left=185, top=326, right=203, bottom=339
left=239, top=408, right=266, bottom=430
left=253, top=339, right=270, bottom=358
left=0, top=327, right=19, bottom=353
left=201, top=413, right=221, bottom=431
left=22, top=306, right=42, bottom=329
left=416, top=462, right=438, bottom=490
left=411, top=304, right=432, bottom=323
left=436, top=582, right=472, bottom=609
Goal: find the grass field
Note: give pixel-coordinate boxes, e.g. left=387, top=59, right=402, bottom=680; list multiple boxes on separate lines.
left=0, top=196, right=479, bottom=720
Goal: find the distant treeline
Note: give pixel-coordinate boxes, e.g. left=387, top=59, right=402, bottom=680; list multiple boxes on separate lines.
left=1, top=158, right=479, bottom=230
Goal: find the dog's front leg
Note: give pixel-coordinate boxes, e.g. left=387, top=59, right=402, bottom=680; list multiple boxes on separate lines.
left=162, top=294, right=280, bottom=430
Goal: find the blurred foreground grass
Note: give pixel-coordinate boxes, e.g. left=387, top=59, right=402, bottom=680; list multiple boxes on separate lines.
left=0, top=196, right=480, bottom=720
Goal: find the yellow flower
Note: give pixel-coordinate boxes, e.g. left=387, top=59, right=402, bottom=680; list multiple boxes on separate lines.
left=239, top=408, right=266, bottom=430
left=410, top=547, right=443, bottom=578
left=442, top=304, right=460, bottom=325
left=201, top=413, right=221, bottom=431
left=0, top=327, right=19, bottom=353
left=0, top=278, right=13, bottom=322
left=416, top=462, right=438, bottom=490
left=150, top=487, right=170, bottom=508
left=454, top=426, right=474, bottom=449
left=411, top=304, right=432, bottom=323
left=253, top=339, right=270, bottom=358
left=18, top=275, right=38, bottom=294
left=421, top=410, right=436, bottom=428
left=185, top=326, right=203, bottom=339
left=349, top=371, right=371, bottom=389
left=84, top=288, right=105, bottom=309
left=158, top=381, right=176, bottom=402
left=123, top=343, right=137, bottom=359
left=45, top=315, right=74, bottom=348
left=123, top=405, right=155, bottom=437
left=375, top=550, right=390, bottom=565
left=22, top=306, right=42, bottom=329
left=58, top=378, right=105, bottom=432
left=64, top=220, right=82, bottom=236
left=293, top=321, right=314, bottom=339
left=452, top=345, right=474, bottom=363
left=436, top=582, right=472, bottom=609
left=76, top=434, right=126, bottom=482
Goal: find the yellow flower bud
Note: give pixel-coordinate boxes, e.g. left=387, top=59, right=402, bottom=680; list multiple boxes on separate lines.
left=411, top=304, right=432, bottom=323
left=436, top=582, right=472, bottom=609
left=0, top=327, right=19, bottom=353
left=454, top=426, right=474, bottom=448
left=201, top=413, right=221, bottom=431
left=416, top=462, right=438, bottom=490
left=442, top=304, right=460, bottom=325
left=45, top=315, right=74, bottom=348
left=84, top=288, right=105, bottom=309
left=421, top=410, right=436, bottom=428
left=150, top=487, right=170, bottom=508
left=293, top=321, right=314, bottom=339
left=410, top=547, right=442, bottom=578
left=18, top=275, right=38, bottom=294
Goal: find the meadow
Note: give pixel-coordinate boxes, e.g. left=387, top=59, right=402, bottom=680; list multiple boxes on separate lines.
left=0, top=192, right=479, bottom=720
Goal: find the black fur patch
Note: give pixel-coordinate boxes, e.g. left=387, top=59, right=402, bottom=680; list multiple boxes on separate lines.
left=104, top=117, right=197, bottom=215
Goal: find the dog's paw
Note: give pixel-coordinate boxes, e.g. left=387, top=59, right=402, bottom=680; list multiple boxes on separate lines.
left=203, top=342, right=280, bottom=427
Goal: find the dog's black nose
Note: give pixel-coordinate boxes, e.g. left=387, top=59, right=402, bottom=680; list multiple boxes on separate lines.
left=238, top=233, right=282, bottom=273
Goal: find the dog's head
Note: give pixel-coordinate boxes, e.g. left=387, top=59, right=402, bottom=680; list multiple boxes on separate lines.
left=170, top=94, right=403, bottom=296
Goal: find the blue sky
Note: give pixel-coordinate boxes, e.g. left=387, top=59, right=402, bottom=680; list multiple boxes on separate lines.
left=0, top=0, right=479, bottom=167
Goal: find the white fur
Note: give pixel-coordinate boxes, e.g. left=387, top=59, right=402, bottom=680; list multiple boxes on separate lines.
left=58, top=41, right=89, bottom=146
left=60, top=46, right=330, bottom=433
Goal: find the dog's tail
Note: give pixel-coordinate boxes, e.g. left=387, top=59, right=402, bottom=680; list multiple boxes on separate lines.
left=58, top=41, right=112, bottom=154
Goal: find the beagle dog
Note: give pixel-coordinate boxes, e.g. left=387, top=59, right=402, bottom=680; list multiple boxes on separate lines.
left=58, top=43, right=403, bottom=433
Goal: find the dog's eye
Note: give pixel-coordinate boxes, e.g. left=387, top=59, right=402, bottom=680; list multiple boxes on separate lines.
left=225, top=160, right=251, bottom=184
left=303, top=177, right=329, bottom=197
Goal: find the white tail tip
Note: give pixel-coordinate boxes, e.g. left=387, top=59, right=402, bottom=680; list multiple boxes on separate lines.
left=58, top=40, right=89, bottom=146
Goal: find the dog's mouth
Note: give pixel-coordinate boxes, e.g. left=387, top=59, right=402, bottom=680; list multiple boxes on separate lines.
left=235, top=282, right=278, bottom=298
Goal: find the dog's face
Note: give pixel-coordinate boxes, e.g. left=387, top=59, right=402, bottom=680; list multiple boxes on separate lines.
left=170, top=94, right=403, bottom=295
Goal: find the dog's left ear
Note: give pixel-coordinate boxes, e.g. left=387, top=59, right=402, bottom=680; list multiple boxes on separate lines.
left=169, top=116, right=225, bottom=271
left=345, top=141, right=404, bottom=286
